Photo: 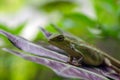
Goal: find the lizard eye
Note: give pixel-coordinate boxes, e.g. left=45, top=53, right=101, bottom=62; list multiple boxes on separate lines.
left=57, top=35, right=64, bottom=41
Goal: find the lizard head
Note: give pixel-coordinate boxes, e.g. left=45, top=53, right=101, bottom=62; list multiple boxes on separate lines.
left=48, top=34, right=70, bottom=49
left=48, top=34, right=64, bottom=43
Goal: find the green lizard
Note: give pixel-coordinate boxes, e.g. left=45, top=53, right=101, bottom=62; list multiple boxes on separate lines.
left=47, top=24, right=120, bottom=74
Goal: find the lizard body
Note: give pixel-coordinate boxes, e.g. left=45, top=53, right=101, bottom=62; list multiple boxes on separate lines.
left=48, top=34, right=120, bottom=73
left=40, top=24, right=120, bottom=74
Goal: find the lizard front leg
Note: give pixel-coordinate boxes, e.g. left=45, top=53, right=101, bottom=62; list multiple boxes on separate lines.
left=68, top=43, right=83, bottom=66
left=67, top=55, right=73, bottom=64
left=67, top=56, right=83, bottom=67
left=73, top=57, right=83, bottom=66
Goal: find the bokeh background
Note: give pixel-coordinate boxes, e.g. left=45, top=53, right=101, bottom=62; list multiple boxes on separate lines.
left=0, top=0, right=120, bottom=80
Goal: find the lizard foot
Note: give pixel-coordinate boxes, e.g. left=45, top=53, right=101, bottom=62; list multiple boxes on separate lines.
left=67, top=61, right=81, bottom=67
left=72, top=62, right=81, bottom=67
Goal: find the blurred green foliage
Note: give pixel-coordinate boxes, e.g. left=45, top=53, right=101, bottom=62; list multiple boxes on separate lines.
left=0, top=0, right=120, bottom=80
left=0, top=0, right=25, bottom=12
left=39, top=1, right=78, bottom=14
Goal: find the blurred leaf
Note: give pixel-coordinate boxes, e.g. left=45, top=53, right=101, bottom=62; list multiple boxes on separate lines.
left=0, top=23, right=26, bottom=34
left=13, top=23, right=26, bottom=35
left=0, top=0, right=25, bottom=12
left=39, top=1, right=78, bottom=13
left=63, top=13, right=96, bottom=27
left=93, top=0, right=119, bottom=26
left=0, top=24, right=11, bottom=32
left=99, top=25, right=120, bottom=39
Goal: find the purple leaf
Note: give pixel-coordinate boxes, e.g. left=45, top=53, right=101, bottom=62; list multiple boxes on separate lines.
left=0, top=30, right=67, bottom=62
left=83, top=66, right=120, bottom=80
left=3, top=48, right=109, bottom=80
left=1, top=29, right=120, bottom=79
left=36, top=41, right=67, bottom=55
